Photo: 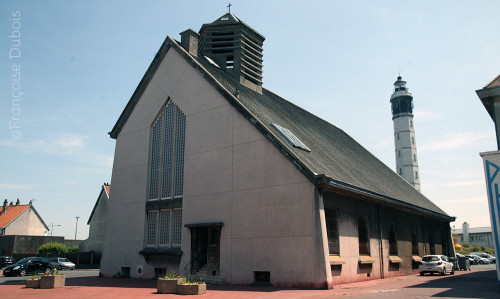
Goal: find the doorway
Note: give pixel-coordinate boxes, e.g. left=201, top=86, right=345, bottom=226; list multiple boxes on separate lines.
left=190, top=226, right=221, bottom=276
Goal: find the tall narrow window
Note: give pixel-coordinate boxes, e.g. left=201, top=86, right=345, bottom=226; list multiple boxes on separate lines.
left=388, top=221, right=397, bottom=255
left=428, top=228, right=435, bottom=255
left=147, top=211, right=158, bottom=246
left=146, top=100, right=186, bottom=248
left=325, top=208, right=340, bottom=255
left=358, top=216, right=370, bottom=255
left=158, top=210, right=171, bottom=246
left=148, top=101, right=186, bottom=200
left=411, top=224, right=419, bottom=255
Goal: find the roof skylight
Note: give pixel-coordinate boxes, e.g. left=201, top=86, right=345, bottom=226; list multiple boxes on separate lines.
left=204, top=56, right=220, bottom=68
left=272, top=123, right=311, bottom=152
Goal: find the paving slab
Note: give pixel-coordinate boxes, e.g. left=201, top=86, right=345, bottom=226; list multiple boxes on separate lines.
left=0, top=268, right=498, bottom=298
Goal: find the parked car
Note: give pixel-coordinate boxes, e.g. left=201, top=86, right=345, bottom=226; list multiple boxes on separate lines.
left=0, top=256, right=15, bottom=268
left=471, top=252, right=496, bottom=264
left=2, top=257, right=51, bottom=277
left=469, top=254, right=490, bottom=264
left=419, top=255, right=455, bottom=276
left=49, top=257, right=75, bottom=270
left=465, top=255, right=480, bottom=265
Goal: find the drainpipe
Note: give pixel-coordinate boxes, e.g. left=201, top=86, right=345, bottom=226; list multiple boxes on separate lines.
left=378, top=205, right=385, bottom=279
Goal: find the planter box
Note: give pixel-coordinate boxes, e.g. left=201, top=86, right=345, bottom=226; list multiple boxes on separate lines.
left=40, top=274, right=65, bottom=289
left=157, top=278, right=181, bottom=294
left=25, top=279, right=40, bottom=288
left=177, top=283, right=206, bottom=295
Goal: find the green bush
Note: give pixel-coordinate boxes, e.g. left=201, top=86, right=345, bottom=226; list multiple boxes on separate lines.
left=68, top=246, right=79, bottom=253
left=38, top=242, right=68, bottom=254
left=456, top=243, right=495, bottom=256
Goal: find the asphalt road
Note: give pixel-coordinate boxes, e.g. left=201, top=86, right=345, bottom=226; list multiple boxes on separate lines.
left=0, top=268, right=99, bottom=284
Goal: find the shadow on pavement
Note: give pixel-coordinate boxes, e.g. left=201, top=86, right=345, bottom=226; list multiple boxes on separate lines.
left=407, top=270, right=499, bottom=298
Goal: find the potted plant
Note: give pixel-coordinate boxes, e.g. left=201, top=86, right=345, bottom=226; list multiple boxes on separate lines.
left=157, top=271, right=182, bottom=294
left=25, top=273, right=40, bottom=288
left=177, top=276, right=206, bottom=295
left=40, top=268, right=65, bottom=289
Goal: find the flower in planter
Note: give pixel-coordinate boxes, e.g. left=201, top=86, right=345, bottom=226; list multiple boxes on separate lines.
left=161, top=270, right=182, bottom=280
left=177, top=277, right=206, bottom=295
left=157, top=271, right=182, bottom=294
left=43, top=268, right=61, bottom=276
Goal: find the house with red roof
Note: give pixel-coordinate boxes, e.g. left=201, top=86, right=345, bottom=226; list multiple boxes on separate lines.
left=0, top=199, right=48, bottom=236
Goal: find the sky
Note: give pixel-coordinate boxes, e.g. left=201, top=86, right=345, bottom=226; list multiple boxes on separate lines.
left=1, top=0, right=499, bottom=240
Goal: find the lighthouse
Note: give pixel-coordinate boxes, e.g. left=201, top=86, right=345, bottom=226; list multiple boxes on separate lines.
left=390, top=76, right=421, bottom=191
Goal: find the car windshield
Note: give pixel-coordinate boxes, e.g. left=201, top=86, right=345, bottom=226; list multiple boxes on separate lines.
left=422, top=256, right=439, bottom=262
left=61, top=258, right=69, bottom=262
left=15, top=258, right=30, bottom=265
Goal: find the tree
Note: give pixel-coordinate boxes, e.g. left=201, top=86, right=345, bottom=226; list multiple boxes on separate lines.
left=38, top=242, right=68, bottom=254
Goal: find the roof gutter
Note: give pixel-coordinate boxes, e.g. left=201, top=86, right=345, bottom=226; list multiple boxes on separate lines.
left=314, top=174, right=455, bottom=222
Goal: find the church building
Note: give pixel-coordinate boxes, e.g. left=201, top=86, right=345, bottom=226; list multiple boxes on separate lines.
left=100, top=12, right=455, bottom=288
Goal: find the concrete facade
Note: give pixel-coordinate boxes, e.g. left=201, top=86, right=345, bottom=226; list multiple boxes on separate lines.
left=101, top=14, right=454, bottom=288
left=100, top=48, right=327, bottom=287
left=454, top=224, right=494, bottom=249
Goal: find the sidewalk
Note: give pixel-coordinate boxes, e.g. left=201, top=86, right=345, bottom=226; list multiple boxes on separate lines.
left=1, top=269, right=498, bottom=298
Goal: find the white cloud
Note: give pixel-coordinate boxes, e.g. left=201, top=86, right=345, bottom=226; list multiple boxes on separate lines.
left=420, top=132, right=490, bottom=152
left=0, top=133, right=87, bottom=156
left=0, top=133, right=113, bottom=169
left=438, top=196, right=485, bottom=204
left=442, top=180, right=485, bottom=187
left=0, top=183, right=32, bottom=190
left=414, top=109, right=441, bottom=122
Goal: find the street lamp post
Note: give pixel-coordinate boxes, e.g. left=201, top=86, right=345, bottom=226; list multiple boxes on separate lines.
left=75, top=216, right=80, bottom=240
left=50, top=223, right=61, bottom=236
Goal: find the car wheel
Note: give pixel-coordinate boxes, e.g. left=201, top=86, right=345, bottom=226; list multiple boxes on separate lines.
left=442, top=268, right=446, bottom=276
left=58, top=266, right=62, bottom=270
left=451, top=267, right=455, bottom=275
left=420, top=272, right=424, bottom=276
left=70, top=267, right=74, bottom=270
left=19, top=269, right=26, bottom=276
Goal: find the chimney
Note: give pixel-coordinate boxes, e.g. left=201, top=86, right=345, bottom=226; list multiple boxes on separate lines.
left=29, top=200, right=33, bottom=205
left=462, top=222, right=470, bottom=243
left=2, top=199, right=7, bottom=213
left=180, top=29, right=199, bottom=57
left=9, top=201, right=13, bottom=206
left=16, top=198, right=20, bottom=205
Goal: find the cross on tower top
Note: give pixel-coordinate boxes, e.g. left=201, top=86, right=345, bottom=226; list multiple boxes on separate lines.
left=227, top=3, right=232, bottom=12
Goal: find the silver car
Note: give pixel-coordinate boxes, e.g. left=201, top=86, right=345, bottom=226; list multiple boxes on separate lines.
left=49, top=257, right=75, bottom=270
left=419, top=255, right=454, bottom=276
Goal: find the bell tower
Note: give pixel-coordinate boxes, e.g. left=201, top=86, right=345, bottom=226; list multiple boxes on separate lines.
left=390, top=76, right=421, bottom=191
left=198, top=12, right=265, bottom=93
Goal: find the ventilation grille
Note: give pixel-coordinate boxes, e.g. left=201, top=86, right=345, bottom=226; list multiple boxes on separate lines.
left=272, top=123, right=311, bottom=152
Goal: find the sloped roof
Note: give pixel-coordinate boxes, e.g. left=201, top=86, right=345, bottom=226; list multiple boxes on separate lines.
left=109, top=36, right=453, bottom=221
left=476, top=74, right=500, bottom=121
left=485, top=74, right=500, bottom=88
left=0, top=204, right=49, bottom=231
left=0, top=204, right=29, bottom=228
left=87, top=183, right=110, bottom=225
